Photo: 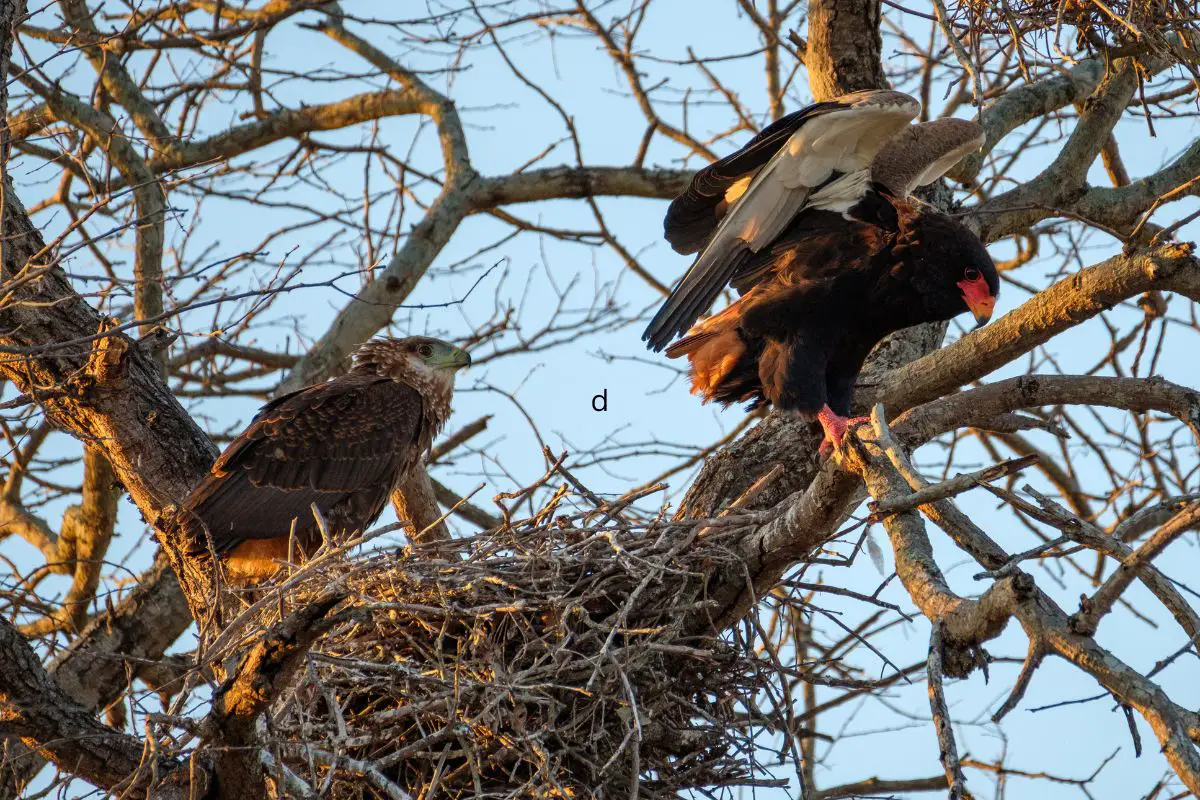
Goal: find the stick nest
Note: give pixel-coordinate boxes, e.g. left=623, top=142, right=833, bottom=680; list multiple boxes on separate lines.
left=954, top=0, right=1198, bottom=76
left=244, top=503, right=783, bottom=799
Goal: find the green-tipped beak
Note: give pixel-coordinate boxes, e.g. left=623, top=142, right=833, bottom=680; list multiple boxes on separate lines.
left=440, top=347, right=471, bottom=370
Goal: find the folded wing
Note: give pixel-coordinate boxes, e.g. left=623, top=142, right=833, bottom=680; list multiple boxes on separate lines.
left=184, top=375, right=424, bottom=553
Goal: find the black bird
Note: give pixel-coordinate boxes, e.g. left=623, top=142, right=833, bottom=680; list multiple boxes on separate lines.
left=643, top=90, right=999, bottom=453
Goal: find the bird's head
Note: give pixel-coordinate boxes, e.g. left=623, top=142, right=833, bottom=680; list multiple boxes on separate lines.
left=352, top=336, right=471, bottom=386
left=900, top=212, right=998, bottom=329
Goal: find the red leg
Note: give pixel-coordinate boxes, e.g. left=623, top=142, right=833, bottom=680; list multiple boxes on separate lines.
left=815, top=406, right=871, bottom=456
left=816, top=405, right=847, bottom=456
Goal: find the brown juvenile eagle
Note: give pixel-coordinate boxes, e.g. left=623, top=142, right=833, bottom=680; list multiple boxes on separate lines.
left=643, top=90, right=998, bottom=454
left=183, top=336, right=470, bottom=581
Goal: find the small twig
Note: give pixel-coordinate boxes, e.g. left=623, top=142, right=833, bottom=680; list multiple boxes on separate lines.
left=788, top=581, right=915, bottom=619
left=786, top=29, right=807, bottom=62
left=811, top=606, right=912, bottom=683
left=1127, top=174, right=1200, bottom=245
left=695, top=464, right=784, bottom=540
left=974, top=535, right=1073, bottom=580
left=928, top=624, right=968, bottom=799
left=931, top=0, right=982, bottom=107
left=260, top=749, right=316, bottom=799
left=431, top=478, right=501, bottom=530
left=613, top=655, right=643, bottom=800
left=1121, top=704, right=1143, bottom=758
left=1146, top=637, right=1199, bottom=680
left=992, top=637, right=1046, bottom=722
left=544, top=447, right=605, bottom=509
left=429, top=415, right=491, bottom=462
left=868, top=454, right=1039, bottom=521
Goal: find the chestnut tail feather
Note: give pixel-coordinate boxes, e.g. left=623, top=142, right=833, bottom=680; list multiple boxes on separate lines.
left=668, top=327, right=765, bottom=408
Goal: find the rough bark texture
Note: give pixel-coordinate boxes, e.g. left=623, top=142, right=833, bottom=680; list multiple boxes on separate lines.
left=47, top=556, right=191, bottom=709
left=0, top=617, right=195, bottom=799
left=0, top=1, right=212, bottom=789
left=0, top=189, right=217, bottom=603
left=207, top=593, right=344, bottom=799
left=805, top=0, right=888, bottom=100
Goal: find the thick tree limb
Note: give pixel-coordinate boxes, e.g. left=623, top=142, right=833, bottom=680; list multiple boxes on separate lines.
left=704, top=371, right=1200, bottom=630
left=847, top=409, right=1032, bottom=676
left=911, top=493, right=1200, bottom=791
left=1017, top=490, right=1200, bottom=640
left=934, top=488, right=1200, bottom=787
left=56, top=0, right=172, bottom=145
left=0, top=3, right=214, bottom=789
left=391, top=465, right=450, bottom=544
left=207, top=590, right=346, bottom=799
left=468, top=165, right=692, bottom=208
left=806, top=0, right=887, bottom=99
left=0, top=617, right=194, bottom=799
left=869, top=243, right=1200, bottom=413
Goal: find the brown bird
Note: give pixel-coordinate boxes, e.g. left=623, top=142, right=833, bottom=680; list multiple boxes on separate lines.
left=183, top=336, right=470, bottom=582
left=644, top=91, right=998, bottom=454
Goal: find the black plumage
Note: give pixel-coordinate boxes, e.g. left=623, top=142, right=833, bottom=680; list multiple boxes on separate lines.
left=645, top=91, right=998, bottom=452
left=645, top=90, right=927, bottom=352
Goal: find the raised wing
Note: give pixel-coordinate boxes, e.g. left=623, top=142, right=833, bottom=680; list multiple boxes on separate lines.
left=644, top=90, right=920, bottom=352
left=663, top=100, right=844, bottom=255
left=185, top=375, right=425, bottom=551
left=868, top=117, right=984, bottom=198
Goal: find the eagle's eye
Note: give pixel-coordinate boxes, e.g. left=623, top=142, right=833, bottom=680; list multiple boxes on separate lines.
left=963, top=267, right=981, bottom=281
left=417, top=344, right=434, bottom=358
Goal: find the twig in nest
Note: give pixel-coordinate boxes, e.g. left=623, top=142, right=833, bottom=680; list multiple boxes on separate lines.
left=693, top=464, right=784, bottom=541
left=545, top=447, right=606, bottom=509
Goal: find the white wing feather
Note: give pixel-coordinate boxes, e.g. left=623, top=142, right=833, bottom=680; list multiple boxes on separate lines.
left=644, top=91, right=922, bottom=350
left=710, top=95, right=919, bottom=257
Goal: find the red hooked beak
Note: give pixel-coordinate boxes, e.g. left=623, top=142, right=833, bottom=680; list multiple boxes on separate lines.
left=957, top=274, right=996, bottom=329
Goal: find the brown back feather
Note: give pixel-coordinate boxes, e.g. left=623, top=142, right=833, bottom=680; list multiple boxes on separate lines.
left=184, top=374, right=427, bottom=556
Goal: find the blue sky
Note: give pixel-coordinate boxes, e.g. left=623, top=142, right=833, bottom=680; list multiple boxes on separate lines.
left=6, top=1, right=1199, bottom=796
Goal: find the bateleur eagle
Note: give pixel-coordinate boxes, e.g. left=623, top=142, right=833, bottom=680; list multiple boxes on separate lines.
left=182, top=336, right=470, bottom=582
left=642, top=90, right=999, bottom=454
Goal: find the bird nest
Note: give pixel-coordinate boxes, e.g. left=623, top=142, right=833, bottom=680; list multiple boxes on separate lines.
left=954, top=0, right=1197, bottom=73
left=234, top=499, right=787, bottom=799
